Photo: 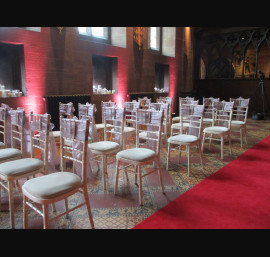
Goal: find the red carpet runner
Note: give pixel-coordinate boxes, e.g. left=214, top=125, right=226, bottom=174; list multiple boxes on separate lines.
left=133, top=135, right=270, bottom=229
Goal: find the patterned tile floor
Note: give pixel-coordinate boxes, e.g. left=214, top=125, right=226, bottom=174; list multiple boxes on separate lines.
left=0, top=118, right=270, bottom=229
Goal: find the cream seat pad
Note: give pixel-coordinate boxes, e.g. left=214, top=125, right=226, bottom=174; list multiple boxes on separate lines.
left=96, top=123, right=104, bottom=129
left=0, top=158, right=44, bottom=178
left=0, top=148, right=21, bottom=161
left=22, top=172, right=81, bottom=200
left=88, top=141, right=119, bottom=152
left=50, top=131, right=60, bottom=138
left=0, top=142, right=5, bottom=148
left=231, top=120, right=245, bottom=126
left=168, top=134, right=198, bottom=144
left=203, top=126, right=229, bottom=133
left=117, top=148, right=155, bottom=162
left=203, top=118, right=213, bottom=122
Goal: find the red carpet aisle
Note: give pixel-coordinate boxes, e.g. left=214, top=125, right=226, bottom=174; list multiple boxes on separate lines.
left=133, top=135, right=270, bottom=229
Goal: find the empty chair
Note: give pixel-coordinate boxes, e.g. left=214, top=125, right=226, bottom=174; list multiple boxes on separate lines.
left=201, top=101, right=234, bottom=160
left=138, top=97, right=151, bottom=109
left=0, top=112, right=51, bottom=228
left=230, top=98, right=250, bottom=147
left=171, top=100, right=199, bottom=136
left=78, top=103, right=98, bottom=143
left=123, top=101, right=140, bottom=149
left=167, top=104, right=205, bottom=176
left=95, top=101, right=116, bottom=131
left=22, top=118, right=95, bottom=229
left=114, top=108, right=164, bottom=206
left=0, top=107, right=7, bottom=149
left=88, top=107, right=125, bottom=191
left=50, top=102, right=75, bottom=141
left=203, top=97, right=220, bottom=127
left=172, top=96, right=195, bottom=124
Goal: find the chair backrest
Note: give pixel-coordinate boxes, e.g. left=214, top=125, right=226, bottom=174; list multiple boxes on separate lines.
left=9, top=109, right=26, bottom=154
left=180, top=104, right=204, bottom=137
left=78, top=103, right=97, bottom=142
left=60, top=118, right=90, bottom=184
left=103, top=107, right=125, bottom=147
left=138, top=98, right=151, bottom=109
left=230, top=98, right=250, bottom=122
left=124, top=101, right=140, bottom=128
left=136, top=109, right=163, bottom=156
left=149, top=102, right=169, bottom=135
left=30, top=113, right=51, bottom=173
left=59, top=102, right=74, bottom=119
left=101, top=101, right=116, bottom=123
left=0, top=107, right=7, bottom=147
left=215, top=101, right=234, bottom=128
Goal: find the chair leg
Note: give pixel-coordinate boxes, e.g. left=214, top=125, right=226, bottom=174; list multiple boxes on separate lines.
left=64, top=198, right=69, bottom=219
left=0, top=184, right=1, bottom=212
left=201, top=132, right=205, bottom=153
left=221, top=136, right=224, bottom=160
left=240, top=128, right=243, bottom=148
left=23, top=195, right=28, bottom=229
left=244, top=126, right=248, bottom=145
left=114, top=159, right=120, bottom=195
left=138, top=166, right=143, bottom=206
left=157, top=158, right=164, bottom=193
left=83, top=185, right=95, bottom=229
left=102, top=155, right=107, bottom=191
left=198, top=141, right=204, bottom=169
left=228, top=133, right=232, bottom=155
left=166, top=143, right=171, bottom=170
left=42, top=204, right=49, bottom=229
left=187, top=146, right=190, bottom=177
left=8, top=181, right=15, bottom=229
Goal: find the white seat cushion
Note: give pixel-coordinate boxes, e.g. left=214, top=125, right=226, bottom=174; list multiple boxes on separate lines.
left=203, top=126, right=229, bottom=133
left=168, top=134, right=198, bottom=144
left=0, top=142, right=5, bottom=149
left=231, top=120, right=245, bottom=126
left=117, top=148, right=155, bottom=162
left=0, top=158, right=44, bottom=178
left=0, top=148, right=22, bottom=161
left=50, top=131, right=60, bottom=138
left=203, top=118, right=213, bottom=122
left=22, top=172, right=81, bottom=200
left=88, top=141, right=120, bottom=152
left=172, top=116, right=180, bottom=122
left=124, top=127, right=135, bottom=133
left=96, top=123, right=104, bottom=130
left=171, top=122, right=189, bottom=129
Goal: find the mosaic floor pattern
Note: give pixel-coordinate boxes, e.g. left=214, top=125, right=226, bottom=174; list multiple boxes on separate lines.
left=0, top=118, right=270, bottom=229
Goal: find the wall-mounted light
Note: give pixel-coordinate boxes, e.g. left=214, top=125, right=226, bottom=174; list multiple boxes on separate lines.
left=57, top=27, right=64, bottom=34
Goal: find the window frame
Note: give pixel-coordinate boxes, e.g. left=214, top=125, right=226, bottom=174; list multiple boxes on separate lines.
left=148, top=27, right=163, bottom=54
left=78, top=27, right=111, bottom=44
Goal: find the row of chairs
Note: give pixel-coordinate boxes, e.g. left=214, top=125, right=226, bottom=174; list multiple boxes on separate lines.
left=0, top=95, right=249, bottom=229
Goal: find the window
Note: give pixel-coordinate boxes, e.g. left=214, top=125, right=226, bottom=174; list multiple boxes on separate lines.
left=149, top=27, right=161, bottom=51
left=149, top=27, right=175, bottom=57
left=78, top=27, right=109, bottom=43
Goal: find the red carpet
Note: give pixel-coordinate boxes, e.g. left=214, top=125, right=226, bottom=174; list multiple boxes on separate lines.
left=133, top=135, right=270, bottom=229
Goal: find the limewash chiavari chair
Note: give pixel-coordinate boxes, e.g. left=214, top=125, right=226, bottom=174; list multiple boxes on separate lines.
left=78, top=103, right=98, bottom=143
left=0, top=107, right=7, bottom=149
left=202, top=97, right=220, bottom=127
left=95, top=100, right=116, bottom=131
left=230, top=97, right=250, bottom=148
left=114, top=108, right=164, bottom=206
left=50, top=102, right=75, bottom=143
left=22, top=118, right=95, bottom=229
left=88, top=107, right=125, bottom=191
left=123, top=101, right=140, bottom=149
left=201, top=101, right=234, bottom=160
left=0, top=112, right=51, bottom=228
left=167, top=104, right=205, bottom=177
left=172, top=96, right=195, bottom=125
left=138, top=97, right=151, bottom=109
left=171, top=100, right=199, bottom=136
